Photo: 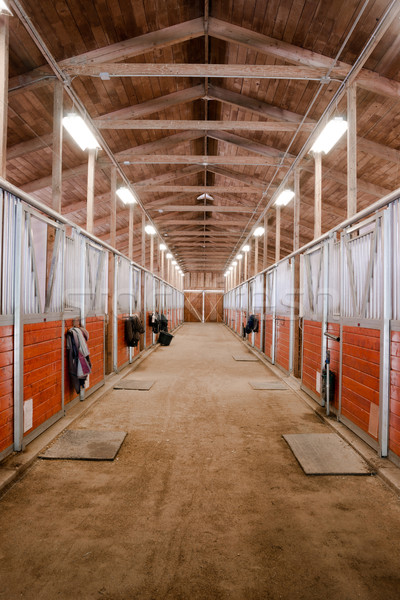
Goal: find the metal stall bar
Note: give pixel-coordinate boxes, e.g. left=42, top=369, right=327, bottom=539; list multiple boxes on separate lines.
left=13, top=199, right=24, bottom=451
left=380, top=205, right=392, bottom=457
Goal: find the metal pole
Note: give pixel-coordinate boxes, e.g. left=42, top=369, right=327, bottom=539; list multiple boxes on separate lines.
left=380, top=206, right=392, bottom=457
left=13, top=200, right=24, bottom=451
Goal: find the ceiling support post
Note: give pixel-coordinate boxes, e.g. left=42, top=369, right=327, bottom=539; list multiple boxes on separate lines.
left=86, top=149, right=96, bottom=234
left=314, top=152, right=322, bottom=239
left=0, top=16, right=8, bottom=178
left=52, top=80, right=63, bottom=213
left=347, top=84, right=357, bottom=218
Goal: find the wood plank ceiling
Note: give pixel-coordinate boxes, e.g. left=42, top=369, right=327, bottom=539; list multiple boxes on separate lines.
left=4, top=0, right=400, bottom=274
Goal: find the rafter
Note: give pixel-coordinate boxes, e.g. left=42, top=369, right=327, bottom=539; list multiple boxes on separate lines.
left=137, top=186, right=261, bottom=193
left=94, top=85, right=205, bottom=123
left=9, top=18, right=205, bottom=92
left=112, top=154, right=282, bottom=166
left=65, top=62, right=344, bottom=80
left=96, top=119, right=315, bottom=132
left=148, top=205, right=254, bottom=213
left=208, top=17, right=400, bottom=100
left=208, top=165, right=275, bottom=190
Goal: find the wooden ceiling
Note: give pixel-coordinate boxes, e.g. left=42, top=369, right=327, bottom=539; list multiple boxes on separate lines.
left=5, top=0, right=400, bottom=273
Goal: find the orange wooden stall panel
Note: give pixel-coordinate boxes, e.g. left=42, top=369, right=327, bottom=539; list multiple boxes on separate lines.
left=117, top=315, right=129, bottom=369
left=326, top=323, right=341, bottom=410
left=0, top=325, right=13, bottom=454
left=389, top=331, right=400, bottom=458
left=253, top=312, right=262, bottom=349
left=264, top=315, right=274, bottom=361
left=145, top=312, right=153, bottom=346
left=85, top=317, right=105, bottom=391
left=302, top=320, right=322, bottom=398
left=341, top=326, right=380, bottom=441
left=275, top=317, right=291, bottom=372
left=23, top=321, right=62, bottom=436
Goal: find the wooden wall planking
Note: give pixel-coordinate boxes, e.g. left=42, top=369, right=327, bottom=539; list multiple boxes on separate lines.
left=0, top=325, right=13, bottom=453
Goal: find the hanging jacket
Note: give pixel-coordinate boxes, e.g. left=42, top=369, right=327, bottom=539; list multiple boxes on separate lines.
left=66, top=327, right=92, bottom=393
left=159, top=313, right=168, bottom=332
left=151, top=312, right=161, bottom=334
left=245, top=314, right=259, bottom=334
left=125, top=315, right=145, bottom=347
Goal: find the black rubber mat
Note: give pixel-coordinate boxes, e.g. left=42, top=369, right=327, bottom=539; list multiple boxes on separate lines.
left=39, top=430, right=127, bottom=461
left=114, top=380, right=154, bottom=390
left=283, top=433, right=375, bottom=475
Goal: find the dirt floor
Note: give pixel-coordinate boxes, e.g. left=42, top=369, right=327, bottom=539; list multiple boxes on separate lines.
left=1, top=323, right=400, bottom=600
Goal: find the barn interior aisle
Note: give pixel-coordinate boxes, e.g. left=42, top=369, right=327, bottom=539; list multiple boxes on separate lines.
left=1, top=323, right=400, bottom=600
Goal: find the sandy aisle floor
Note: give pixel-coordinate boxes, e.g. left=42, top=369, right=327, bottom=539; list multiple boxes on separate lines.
left=1, top=323, right=400, bottom=600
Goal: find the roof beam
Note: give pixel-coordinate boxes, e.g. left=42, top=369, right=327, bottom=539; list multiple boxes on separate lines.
left=153, top=219, right=249, bottom=225
left=208, top=84, right=306, bottom=124
left=208, top=17, right=400, bottom=100
left=9, top=18, right=205, bottom=92
left=96, top=119, right=314, bottom=131
left=94, top=84, right=205, bottom=123
left=113, top=154, right=282, bottom=166
left=135, top=165, right=203, bottom=187
left=138, top=186, right=260, bottom=193
left=148, top=205, right=254, bottom=213
left=65, top=62, right=343, bottom=80
left=208, top=165, right=273, bottom=190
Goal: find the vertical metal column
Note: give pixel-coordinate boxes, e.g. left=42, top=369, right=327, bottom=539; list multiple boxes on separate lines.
left=380, top=207, right=392, bottom=457
left=289, top=258, right=295, bottom=373
left=321, top=239, right=330, bottom=370
left=271, top=268, right=277, bottom=364
left=13, top=200, right=24, bottom=451
left=113, top=255, right=118, bottom=372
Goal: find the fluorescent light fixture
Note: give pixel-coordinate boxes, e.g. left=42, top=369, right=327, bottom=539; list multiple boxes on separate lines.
left=166, top=253, right=173, bottom=259
left=311, top=117, right=348, bottom=154
left=236, top=254, right=243, bottom=260
left=175, top=265, right=179, bottom=270
left=159, top=243, right=167, bottom=251
left=62, top=114, right=100, bottom=151
left=275, top=189, right=295, bottom=207
left=224, top=272, right=229, bottom=277
left=116, top=186, right=137, bottom=204
left=0, top=1, right=12, bottom=15
left=172, top=260, right=177, bottom=265
left=253, top=226, right=265, bottom=237
left=232, top=261, right=238, bottom=266
left=229, top=266, right=234, bottom=271
left=197, top=193, right=214, bottom=201
left=145, top=224, right=156, bottom=235
left=242, top=244, right=250, bottom=252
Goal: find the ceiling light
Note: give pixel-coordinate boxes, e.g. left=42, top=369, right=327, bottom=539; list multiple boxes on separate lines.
left=236, top=254, right=243, bottom=260
left=172, top=260, right=177, bottom=265
left=275, top=189, right=295, bottom=207
left=159, top=243, right=167, bottom=251
left=242, top=244, right=250, bottom=252
left=232, top=261, right=238, bottom=266
left=311, top=117, right=348, bottom=154
left=175, top=265, right=179, bottom=270
left=116, top=186, right=137, bottom=204
left=166, top=253, right=173, bottom=259
left=62, top=114, right=100, bottom=151
left=0, top=1, right=12, bottom=15
left=253, top=226, right=265, bottom=237
left=197, top=193, right=214, bottom=201
left=224, top=272, right=229, bottom=277
left=145, top=224, right=156, bottom=235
